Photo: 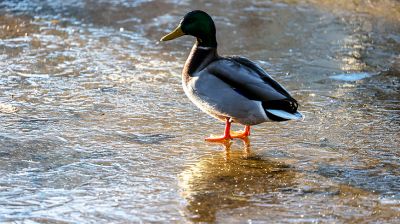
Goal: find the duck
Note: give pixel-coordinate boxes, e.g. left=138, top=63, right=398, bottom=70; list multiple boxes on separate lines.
left=160, top=10, right=303, bottom=142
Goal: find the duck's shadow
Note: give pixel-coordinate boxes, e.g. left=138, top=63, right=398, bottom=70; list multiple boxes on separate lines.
left=178, top=138, right=296, bottom=222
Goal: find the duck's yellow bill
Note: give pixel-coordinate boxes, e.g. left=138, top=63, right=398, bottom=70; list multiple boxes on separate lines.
left=160, top=26, right=185, bottom=41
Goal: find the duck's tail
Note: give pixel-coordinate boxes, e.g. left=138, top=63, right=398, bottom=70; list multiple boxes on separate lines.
left=265, top=109, right=304, bottom=121
left=262, top=99, right=304, bottom=122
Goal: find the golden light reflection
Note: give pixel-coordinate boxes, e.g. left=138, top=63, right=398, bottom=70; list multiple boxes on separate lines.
left=340, top=56, right=366, bottom=72
left=178, top=140, right=296, bottom=222
left=306, top=0, right=400, bottom=22
left=338, top=35, right=368, bottom=72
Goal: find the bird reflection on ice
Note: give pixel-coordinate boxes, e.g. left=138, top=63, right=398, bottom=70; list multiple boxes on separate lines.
left=178, top=140, right=296, bottom=222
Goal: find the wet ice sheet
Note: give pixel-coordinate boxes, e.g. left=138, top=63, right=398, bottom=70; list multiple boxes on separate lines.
left=0, top=0, right=400, bottom=223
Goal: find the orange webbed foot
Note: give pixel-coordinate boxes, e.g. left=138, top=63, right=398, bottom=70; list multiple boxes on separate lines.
left=205, top=117, right=233, bottom=143
left=205, top=134, right=232, bottom=142
left=230, top=125, right=250, bottom=139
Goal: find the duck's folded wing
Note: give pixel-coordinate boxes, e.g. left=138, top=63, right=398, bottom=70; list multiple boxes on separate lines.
left=206, top=57, right=294, bottom=102
left=228, top=56, right=293, bottom=98
left=206, top=57, right=300, bottom=120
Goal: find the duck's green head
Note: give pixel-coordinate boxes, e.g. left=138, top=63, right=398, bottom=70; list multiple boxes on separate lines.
left=160, top=10, right=217, bottom=48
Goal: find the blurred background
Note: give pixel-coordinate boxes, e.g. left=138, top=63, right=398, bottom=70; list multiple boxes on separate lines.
left=0, top=0, right=399, bottom=223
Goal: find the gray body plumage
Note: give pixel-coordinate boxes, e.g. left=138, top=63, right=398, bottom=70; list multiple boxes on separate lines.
left=184, top=69, right=268, bottom=125
left=182, top=44, right=303, bottom=125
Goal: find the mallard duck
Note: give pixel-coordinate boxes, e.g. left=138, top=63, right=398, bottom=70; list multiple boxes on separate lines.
left=161, top=10, right=303, bottom=142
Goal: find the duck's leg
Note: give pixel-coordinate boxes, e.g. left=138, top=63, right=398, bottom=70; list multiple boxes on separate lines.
left=230, top=125, right=251, bottom=139
left=205, top=118, right=232, bottom=142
